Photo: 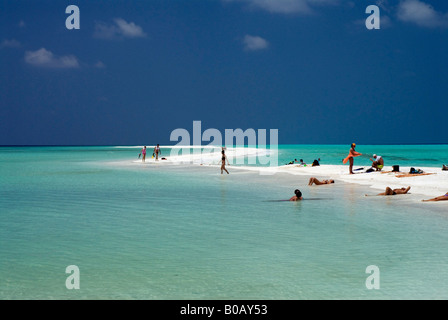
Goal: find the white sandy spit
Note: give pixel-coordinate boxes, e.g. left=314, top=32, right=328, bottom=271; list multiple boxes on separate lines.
left=129, top=147, right=447, bottom=199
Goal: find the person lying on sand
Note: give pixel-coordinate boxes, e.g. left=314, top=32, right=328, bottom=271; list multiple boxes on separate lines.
left=422, top=192, right=448, bottom=202
left=289, top=189, right=303, bottom=201
left=366, top=186, right=411, bottom=196
left=308, top=177, right=335, bottom=186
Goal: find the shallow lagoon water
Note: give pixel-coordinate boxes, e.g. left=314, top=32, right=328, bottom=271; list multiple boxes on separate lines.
left=1, top=146, right=448, bottom=299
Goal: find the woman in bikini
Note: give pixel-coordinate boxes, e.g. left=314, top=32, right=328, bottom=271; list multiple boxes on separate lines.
left=221, top=150, right=229, bottom=174
left=141, top=146, right=147, bottom=162
left=308, top=177, right=335, bottom=186
left=365, top=186, right=411, bottom=196
left=343, top=143, right=362, bottom=174
left=422, top=192, right=448, bottom=202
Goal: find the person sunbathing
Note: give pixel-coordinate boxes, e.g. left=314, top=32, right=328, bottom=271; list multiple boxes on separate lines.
left=308, top=177, right=335, bottom=186
left=366, top=186, right=411, bottom=196
left=422, top=192, right=448, bottom=202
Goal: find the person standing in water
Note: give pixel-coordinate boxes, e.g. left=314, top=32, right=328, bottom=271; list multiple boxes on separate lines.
left=141, top=146, right=147, bottom=162
left=221, top=150, right=229, bottom=174
left=343, top=143, right=362, bottom=174
left=154, top=144, right=161, bottom=160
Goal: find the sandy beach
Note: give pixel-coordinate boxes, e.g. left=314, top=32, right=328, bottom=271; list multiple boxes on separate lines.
left=131, top=146, right=448, bottom=199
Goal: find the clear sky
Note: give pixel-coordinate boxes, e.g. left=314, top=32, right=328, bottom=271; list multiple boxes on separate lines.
left=1, top=0, right=447, bottom=145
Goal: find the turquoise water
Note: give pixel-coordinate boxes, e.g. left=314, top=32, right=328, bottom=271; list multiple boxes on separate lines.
left=1, top=145, right=448, bottom=299
left=277, top=144, right=448, bottom=168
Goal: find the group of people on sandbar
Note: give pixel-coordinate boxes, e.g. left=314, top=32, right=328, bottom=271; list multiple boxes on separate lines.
left=343, top=143, right=384, bottom=174
left=139, top=144, right=162, bottom=162
left=340, top=143, right=447, bottom=201
left=287, top=158, right=320, bottom=167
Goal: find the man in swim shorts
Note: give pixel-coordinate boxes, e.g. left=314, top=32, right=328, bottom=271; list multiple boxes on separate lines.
left=370, top=154, right=384, bottom=171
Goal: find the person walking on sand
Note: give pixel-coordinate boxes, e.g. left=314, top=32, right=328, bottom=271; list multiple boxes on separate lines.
left=343, top=143, right=362, bottom=174
left=422, top=192, right=448, bottom=202
left=140, top=146, right=147, bottom=162
left=308, top=177, right=335, bottom=186
left=154, top=144, right=161, bottom=160
left=289, top=189, right=303, bottom=201
left=221, top=150, right=229, bottom=174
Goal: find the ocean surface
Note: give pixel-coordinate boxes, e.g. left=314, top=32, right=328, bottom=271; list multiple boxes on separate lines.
left=1, top=145, right=448, bottom=299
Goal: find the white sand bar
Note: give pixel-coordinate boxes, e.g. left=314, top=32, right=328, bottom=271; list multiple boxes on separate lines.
left=129, top=146, right=447, bottom=198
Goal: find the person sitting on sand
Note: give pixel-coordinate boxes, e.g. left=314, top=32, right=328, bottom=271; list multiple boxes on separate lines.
left=308, top=177, right=334, bottom=186
left=367, top=186, right=411, bottom=196
left=312, top=159, right=320, bottom=167
left=422, top=192, right=448, bottom=202
left=442, top=165, right=448, bottom=171
left=370, top=154, right=384, bottom=171
left=289, top=189, right=303, bottom=201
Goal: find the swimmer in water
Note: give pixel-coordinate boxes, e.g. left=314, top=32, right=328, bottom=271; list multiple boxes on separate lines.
left=289, top=189, right=303, bottom=201
left=308, top=177, right=335, bottom=186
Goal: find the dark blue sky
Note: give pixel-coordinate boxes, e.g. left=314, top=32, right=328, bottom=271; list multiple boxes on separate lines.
left=1, top=0, right=447, bottom=145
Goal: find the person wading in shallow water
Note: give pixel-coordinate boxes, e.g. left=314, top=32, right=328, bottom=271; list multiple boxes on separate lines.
left=140, top=146, right=147, bottom=162
left=221, top=150, right=229, bottom=174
